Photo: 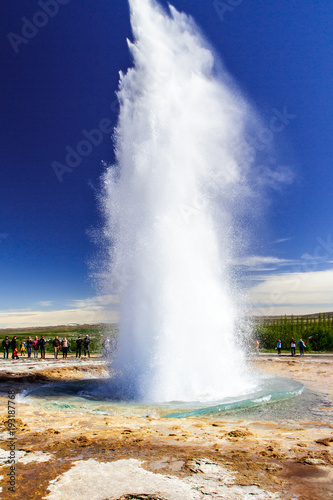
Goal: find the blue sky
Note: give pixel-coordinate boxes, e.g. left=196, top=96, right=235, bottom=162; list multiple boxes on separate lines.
left=1, top=0, right=332, bottom=327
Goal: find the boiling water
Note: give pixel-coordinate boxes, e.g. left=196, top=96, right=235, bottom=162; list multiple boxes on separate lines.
left=19, top=376, right=307, bottom=420
left=101, top=0, right=261, bottom=402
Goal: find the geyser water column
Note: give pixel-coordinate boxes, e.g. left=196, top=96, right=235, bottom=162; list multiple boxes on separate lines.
left=102, top=0, right=257, bottom=402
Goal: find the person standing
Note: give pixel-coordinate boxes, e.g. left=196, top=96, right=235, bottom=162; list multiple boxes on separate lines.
left=255, top=339, right=259, bottom=355
left=20, top=341, right=26, bottom=356
left=276, top=339, right=282, bottom=355
left=10, top=336, right=17, bottom=357
left=83, top=335, right=90, bottom=357
left=33, top=336, right=39, bottom=358
left=102, top=337, right=111, bottom=357
left=290, top=338, right=296, bottom=356
left=52, top=336, right=61, bottom=359
left=2, top=336, right=10, bottom=359
left=61, top=337, right=69, bottom=359
left=76, top=336, right=82, bottom=358
left=298, top=338, right=306, bottom=356
left=26, top=337, right=33, bottom=358
left=39, top=336, right=46, bottom=359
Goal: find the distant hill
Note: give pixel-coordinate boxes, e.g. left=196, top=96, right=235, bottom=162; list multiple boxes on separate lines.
left=253, top=312, right=333, bottom=322
left=0, top=323, right=116, bottom=334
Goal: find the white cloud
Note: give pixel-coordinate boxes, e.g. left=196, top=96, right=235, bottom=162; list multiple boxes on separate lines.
left=236, top=255, right=293, bottom=269
left=274, top=237, right=293, bottom=244
left=237, top=250, right=333, bottom=276
left=37, top=301, right=54, bottom=307
left=69, top=295, right=119, bottom=309
left=301, top=253, right=316, bottom=260
left=247, top=267, right=280, bottom=272
left=0, top=295, right=119, bottom=328
left=247, top=268, right=333, bottom=316
left=2, top=266, right=332, bottom=328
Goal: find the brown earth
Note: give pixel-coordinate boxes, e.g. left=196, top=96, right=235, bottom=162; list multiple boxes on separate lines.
left=0, top=356, right=332, bottom=499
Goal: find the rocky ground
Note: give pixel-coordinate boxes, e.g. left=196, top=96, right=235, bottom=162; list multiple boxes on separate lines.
left=0, top=355, right=332, bottom=499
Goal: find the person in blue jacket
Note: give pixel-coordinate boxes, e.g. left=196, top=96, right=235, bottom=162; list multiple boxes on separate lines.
left=298, top=338, right=306, bottom=356
left=276, top=339, right=282, bottom=355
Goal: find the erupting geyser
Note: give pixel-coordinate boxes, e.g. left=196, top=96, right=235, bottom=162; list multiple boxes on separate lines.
left=102, top=0, right=258, bottom=402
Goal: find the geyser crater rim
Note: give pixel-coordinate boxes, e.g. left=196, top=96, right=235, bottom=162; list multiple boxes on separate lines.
left=18, top=375, right=304, bottom=418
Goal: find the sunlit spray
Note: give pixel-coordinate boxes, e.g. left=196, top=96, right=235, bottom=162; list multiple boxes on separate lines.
left=102, top=0, right=259, bottom=402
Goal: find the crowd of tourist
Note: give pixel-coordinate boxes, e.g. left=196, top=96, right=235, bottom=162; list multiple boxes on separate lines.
left=3, top=334, right=308, bottom=360
left=1, top=334, right=91, bottom=360
left=272, top=337, right=306, bottom=356
left=252, top=338, right=307, bottom=356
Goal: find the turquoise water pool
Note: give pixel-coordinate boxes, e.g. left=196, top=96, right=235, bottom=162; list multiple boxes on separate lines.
left=18, top=374, right=329, bottom=422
